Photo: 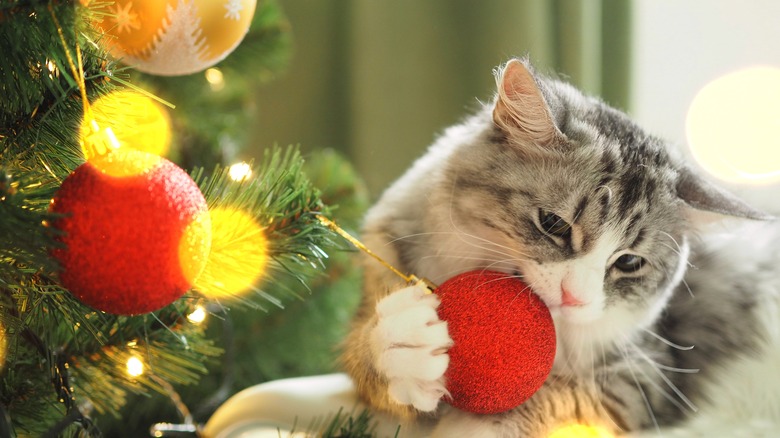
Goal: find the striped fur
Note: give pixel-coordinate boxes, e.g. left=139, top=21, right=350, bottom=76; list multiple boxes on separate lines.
left=340, top=59, right=779, bottom=437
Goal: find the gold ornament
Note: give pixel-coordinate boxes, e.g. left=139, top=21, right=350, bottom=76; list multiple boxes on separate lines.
left=91, top=0, right=257, bottom=76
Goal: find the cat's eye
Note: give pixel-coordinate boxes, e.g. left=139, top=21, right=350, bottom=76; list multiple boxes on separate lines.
left=538, top=210, right=571, bottom=238
left=613, top=254, right=645, bottom=273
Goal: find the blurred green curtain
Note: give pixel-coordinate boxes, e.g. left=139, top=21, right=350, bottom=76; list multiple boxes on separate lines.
left=250, top=0, right=632, bottom=196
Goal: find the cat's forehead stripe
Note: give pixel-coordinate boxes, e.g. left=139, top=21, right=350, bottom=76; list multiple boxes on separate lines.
left=573, top=196, right=588, bottom=223
left=617, top=172, right=638, bottom=211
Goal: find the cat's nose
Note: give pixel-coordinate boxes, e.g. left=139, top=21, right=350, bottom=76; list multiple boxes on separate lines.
left=561, top=286, right=585, bottom=307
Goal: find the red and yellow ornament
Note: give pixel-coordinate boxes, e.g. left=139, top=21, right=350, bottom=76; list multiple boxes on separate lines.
left=51, top=148, right=211, bottom=315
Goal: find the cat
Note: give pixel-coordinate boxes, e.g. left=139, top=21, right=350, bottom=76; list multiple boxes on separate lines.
left=339, top=58, right=780, bottom=437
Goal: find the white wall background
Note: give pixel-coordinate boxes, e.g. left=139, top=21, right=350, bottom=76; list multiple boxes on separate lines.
left=630, top=0, right=780, bottom=210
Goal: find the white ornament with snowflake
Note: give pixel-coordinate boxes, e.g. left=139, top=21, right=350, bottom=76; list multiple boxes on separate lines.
left=93, top=0, right=257, bottom=76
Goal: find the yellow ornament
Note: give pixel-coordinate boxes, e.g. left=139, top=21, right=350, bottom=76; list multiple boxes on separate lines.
left=91, top=0, right=257, bottom=76
left=81, top=90, right=171, bottom=159
left=195, top=207, right=268, bottom=299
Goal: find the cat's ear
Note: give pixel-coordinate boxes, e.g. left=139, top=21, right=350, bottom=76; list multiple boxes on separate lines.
left=493, top=59, right=562, bottom=148
left=676, top=167, right=773, bottom=223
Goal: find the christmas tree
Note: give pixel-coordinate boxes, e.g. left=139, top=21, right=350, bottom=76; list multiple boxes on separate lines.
left=1, top=1, right=366, bottom=435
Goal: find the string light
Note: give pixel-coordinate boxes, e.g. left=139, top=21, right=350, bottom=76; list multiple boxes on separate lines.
left=187, top=305, right=207, bottom=324
left=228, top=161, right=252, bottom=181
left=205, top=67, right=225, bottom=92
left=45, top=59, right=58, bottom=79
left=548, top=424, right=614, bottom=438
left=126, top=356, right=145, bottom=377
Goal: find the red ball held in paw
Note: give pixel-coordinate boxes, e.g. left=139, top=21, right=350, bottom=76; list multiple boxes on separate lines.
left=434, top=270, right=556, bottom=414
left=51, top=148, right=211, bottom=315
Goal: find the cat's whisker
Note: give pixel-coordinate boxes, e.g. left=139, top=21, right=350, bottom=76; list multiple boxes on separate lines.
left=598, top=340, right=609, bottom=386
left=676, top=275, right=695, bottom=299
left=572, top=330, right=589, bottom=380
left=416, top=253, right=519, bottom=265
left=658, top=242, right=683, bottom=258
left=624, top=337, right=698, bottom=413
left=657, top=230, right=695, bottom=269
left=616, top=340, right=662, bottom=434
left=655, top=260, right=695, bottom=299
left=595, top=184, right=614, bottom=203
left=389, top=230, right=531, bottom=259
left=388, top=230, right=512, bottom=255
left=443, top=191, right=535, bottom=260
left=414, top=253, right=531, bottom=279
left=642, top=328, right=695, bottom=351
left=589, top=341, right=625, bottom=434
left=650, top=363, right=700, bottom=374
left=590, top=345, right=600, bottom=396
left=455, top=232, right=532, bottom=259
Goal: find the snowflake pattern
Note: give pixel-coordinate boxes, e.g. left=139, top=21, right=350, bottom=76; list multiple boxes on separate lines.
left=223, top=0, right=244, bottom=20
left=110, top=1, right=141, bottom=34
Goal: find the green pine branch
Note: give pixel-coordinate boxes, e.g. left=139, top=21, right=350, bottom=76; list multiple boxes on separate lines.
left=0, top=0, right=358, bottom=435
left=1, top=0, right=122, bottom=178
left=192, top=145, right=335, bottom=308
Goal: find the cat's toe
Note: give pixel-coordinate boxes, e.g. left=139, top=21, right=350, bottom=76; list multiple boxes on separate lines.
left=376, top=282, right=439, bottom=316
left=380, top=343, right=449, bottom=380
left=388, top=376, right=448, bottom=412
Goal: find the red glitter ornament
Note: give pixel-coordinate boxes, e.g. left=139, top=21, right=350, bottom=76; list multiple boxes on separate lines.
left=434, top=270, right=556, bottom=414
left=51, top=149, right=211, bottom=315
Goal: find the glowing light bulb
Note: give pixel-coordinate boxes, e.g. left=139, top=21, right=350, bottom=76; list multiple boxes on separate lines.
left=187, top=305, right=207, bottom=324
left=548, top=424, right=614, bottom=438
left=205, top=68, right=225, bottom=92
left=686, top=66, right=780, bottom=185
left=126, top=356, right=145, bottom=377
left=228, top=162, right=252, bottom=182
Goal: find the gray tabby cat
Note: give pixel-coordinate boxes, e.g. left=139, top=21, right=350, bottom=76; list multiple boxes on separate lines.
left=340, top=58, right=780, bottom=437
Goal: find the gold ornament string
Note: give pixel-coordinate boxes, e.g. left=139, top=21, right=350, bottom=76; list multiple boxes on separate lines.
left=48, top=4, right=120, bottom=160
left=48, top=5, right=89, bottom=118
left=316, top=215, right=436, bottom=291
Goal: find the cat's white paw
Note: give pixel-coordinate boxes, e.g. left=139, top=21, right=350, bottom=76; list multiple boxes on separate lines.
left=371, top=283, right=453, bottom=412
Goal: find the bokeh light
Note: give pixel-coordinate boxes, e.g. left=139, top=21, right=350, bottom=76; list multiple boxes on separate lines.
left=228, top=161, right=252, bottom=181
left=195, top=207, right=268, bottom=299
left=686, top=66, right=780, bottom=184
left=126, top=356, right=145, bottom=377
left=0, top=321, right=7, bottom=371
left=205, top=67, right=225, bottom=92
left=81, top=90, right=171, bottom=160
left=187, top=305, right=207, bottom=324
left=548, top=424, right=614, bottom=438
